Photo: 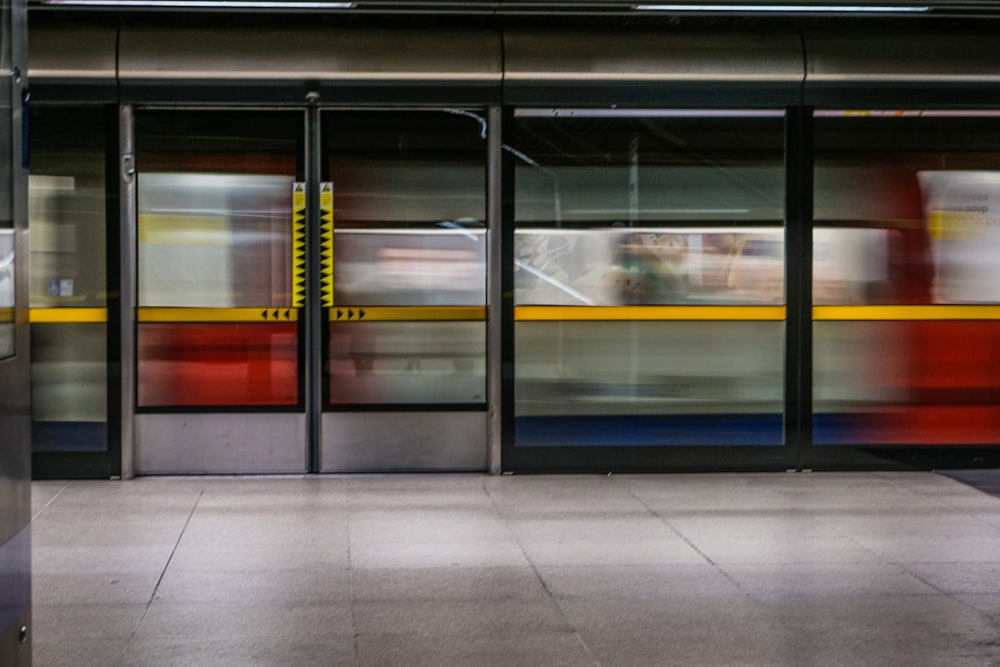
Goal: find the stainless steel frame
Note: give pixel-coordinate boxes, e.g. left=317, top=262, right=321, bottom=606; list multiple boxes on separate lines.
left=0, top=0, right=31, bottom=662
left=135, top=413, right=308, bottom=474
left=119, top=104, right=136, bottom=479
left=486, top=105, right=503, bottom=474
left=321, top=411, right=487, bottom=473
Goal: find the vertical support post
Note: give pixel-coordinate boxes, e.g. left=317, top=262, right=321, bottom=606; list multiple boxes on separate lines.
left=305, top=103, right=322, bottom=473
left=784, top=106, right=814, bottom=469
left=486, top=106, right=503, bottom=473
left=119, top=104, right=136, bottom=479
left=0, top=0, right=32, bottom=661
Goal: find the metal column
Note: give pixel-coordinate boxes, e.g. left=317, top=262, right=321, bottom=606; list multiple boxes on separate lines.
left=119, top=104, right=137, bottom=479
left=487, top=105, right=503, bottom=474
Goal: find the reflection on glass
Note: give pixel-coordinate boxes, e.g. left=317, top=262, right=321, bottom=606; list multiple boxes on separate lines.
left=0, top=229, right=13, bottom=308
left=32, top=324, right=107, bottom=451
left=813, top=114, right=1000, bottom=444
left=28, top=106, right=109, bottom=448
left=325, top=110, right=487, bottom=406
left=329, top=322, right=485, bottom=404
left=29, top=106, right=107, bottom=307
left=135, top=110, right=300, bottom=408
left=29, top=174, right=106, bottom=307
left=516, top=228, right=784, bottom=305
left=516, top=322, right=784, bottom=445
left=138, top=173, right=293, bottom=308
left=138, top=323, right=298, bottom=407
left=334, top=229, right=485, bottom=306
left=0, top=230, right=12, bottom=358
left=514, top=112, right=785, bottom=446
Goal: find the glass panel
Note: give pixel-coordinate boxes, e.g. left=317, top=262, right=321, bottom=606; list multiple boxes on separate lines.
left=325, top=110, right=487, bottom=405
left=813, top=112, right=1000, bottom=444
left=516, top=321, right=784, bottom=446
left=0, top=0, right=10, bottom=356
left=0, top=230, right=12, bottom=359
left=32, top=323, right=107, bottom=451
left=329, top=322, right=485, bottom=404
left=514, top=111, right=785, bottom=446
left=136, top=111, right=300, bottom=408
left=334, top=229, right=485, bottom=306
left=516, top=228, right=784, bottom=306
left=29, top=106, right=108, bottom=451
left=138, top=173, right=293, bottom=308
left=137, top=322, right=298, bottom=407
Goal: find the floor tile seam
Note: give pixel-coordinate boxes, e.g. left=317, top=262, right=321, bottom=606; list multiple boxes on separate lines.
left=120, top=487, right=205, bottom=661
left=341, top=478, right=362, bottom=667
left=894, top=559, right=1000, bottom=621
left=625, top=486, right=752, bottom=595
left=31, top=481, right=71, bottom=521
left=479, top=477, right=604, bottom=667
left=903, top=475, right=1000, bottom=516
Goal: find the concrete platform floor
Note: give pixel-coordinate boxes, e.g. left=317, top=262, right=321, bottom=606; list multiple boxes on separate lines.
left=30, top=472, right=1000, bottom=666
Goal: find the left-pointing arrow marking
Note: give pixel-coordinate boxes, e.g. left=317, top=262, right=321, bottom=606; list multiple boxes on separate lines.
left=283, top=310, right=291, bottom=320
left=261, top=309, right=268, bottom=320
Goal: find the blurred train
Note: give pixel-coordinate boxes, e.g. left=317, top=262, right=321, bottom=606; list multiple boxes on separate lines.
left=24, top=16, right=1000, bottom=473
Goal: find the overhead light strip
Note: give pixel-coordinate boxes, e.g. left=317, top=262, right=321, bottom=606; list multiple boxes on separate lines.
left=634, top=3, right=929, bottom=12
left=41, top=0, right=354, bottom=7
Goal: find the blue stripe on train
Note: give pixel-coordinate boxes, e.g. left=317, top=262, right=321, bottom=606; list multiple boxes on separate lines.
left=33, top=421, right=108, bottom=452
left=515, top=414, right=783, bottom=447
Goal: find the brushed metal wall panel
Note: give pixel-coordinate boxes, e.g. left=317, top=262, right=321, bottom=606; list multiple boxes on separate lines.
left=322, top=411, right=487, bottom=472
left=504, top=28, right=803, bottom=106
left=135, top=413, right=307, bottom=474
left=120, top=27, right=501, bottom=83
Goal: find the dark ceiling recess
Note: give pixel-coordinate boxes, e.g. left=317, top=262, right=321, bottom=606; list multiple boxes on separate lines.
left=25, top=0, right=1000, bottom=18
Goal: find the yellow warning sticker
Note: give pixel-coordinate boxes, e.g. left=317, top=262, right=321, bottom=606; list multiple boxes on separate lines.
left=320, top=182, right=334, bottom=308
left=292, top=182, right=307, bottom=308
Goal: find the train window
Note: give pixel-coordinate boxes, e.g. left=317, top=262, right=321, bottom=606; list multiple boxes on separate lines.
left=813, top=111, right=1000, bottom=445
left=323, top=110, right=487, bottom=406
left=135, top=110, right=300, bottom=408
left=28, top=105, right=109, bottom=451
left=512, top=110, right=786, bottom=447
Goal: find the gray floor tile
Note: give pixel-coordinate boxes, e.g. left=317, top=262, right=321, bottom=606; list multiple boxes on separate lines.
left=350, top=566, right=549, bottom=601
left=32, top=637, right=127, bottom=667
left=121, top=637, right=357, bottom=667
left=348, top=509, right=511, bottom=543
left=721, top=563, right=940, bottom=598
left=954, top=593, right=1000, bottom=621
left=535, top=564, right=742, bottom=600
left=761, top=594, right=1000, bottom=667
left=506, top=516, right=673, bottom=542
left=32, top=545, right=174, bottom=575
left=518, top=535, right=706, bottom=566
left=852, top=535, right=1000, bottom=563
left=30, top=481, right=69, bottom=518
left=168, top=540, right=350, bottom=572
left=350, top=539, right=530, bottom=569
left=692, top=534, right=882, bottom=564
left=32, top=573, right=160, bottom=606
left=31, top=604, right=145, bottom=641
left=179, top=515, right=349, bottom=547
left=30, top=472, right=1000, bottom=667
left=905, top=562, right=1000, bottom=593
left=153, top=569, right=352, bottom=604
left=355, top=632, right=597, bottom=667
left=352, top=598, right=570, bottom=636
left=132, top=602, right=355, bottom=640
left=31, top=518, right=189, bottom=547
